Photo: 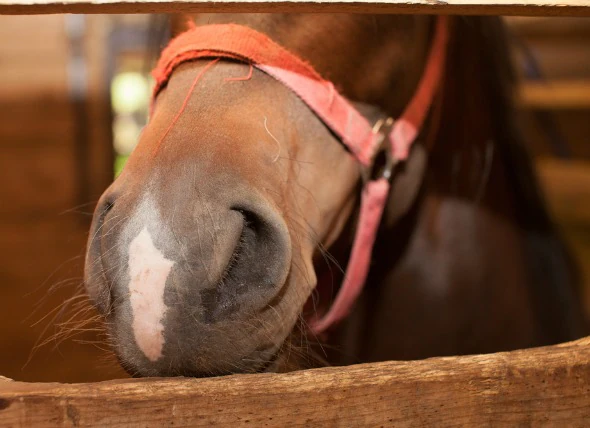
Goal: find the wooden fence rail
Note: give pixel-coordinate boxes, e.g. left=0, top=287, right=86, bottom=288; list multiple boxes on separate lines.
left=1, top=0, right=590, bottom=16
left=1, top=336, right=589, bottom=426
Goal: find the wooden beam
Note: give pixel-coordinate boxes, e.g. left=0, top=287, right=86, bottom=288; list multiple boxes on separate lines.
left=1, top=336, right=590, bottom=426
left=518, top=81, right=590, bottom=110
left=1, top=0, right=590, bottom=16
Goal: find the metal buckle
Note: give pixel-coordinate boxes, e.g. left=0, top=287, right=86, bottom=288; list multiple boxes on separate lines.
left=361, top=117, right=397, bottom=184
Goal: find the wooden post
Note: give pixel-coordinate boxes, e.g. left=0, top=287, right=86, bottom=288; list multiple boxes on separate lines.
left=1, top=336, right=589, bottom=426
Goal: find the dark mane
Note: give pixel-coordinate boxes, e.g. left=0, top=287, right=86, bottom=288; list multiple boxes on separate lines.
left=433, top=16, right=587, bottom=343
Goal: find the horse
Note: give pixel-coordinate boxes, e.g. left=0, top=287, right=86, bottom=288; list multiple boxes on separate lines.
left=84, top=14, right=587, bottom=377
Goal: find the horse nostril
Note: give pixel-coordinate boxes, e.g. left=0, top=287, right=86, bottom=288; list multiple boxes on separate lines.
left=236, top=208, right=261, bottom=234
left=101, top=198, right=115, bottom=216
left=197, top=205, right=289, bottom=323
left=95, top=197, right=115, bottom=233
left=84, top=197, right=117, bottom=315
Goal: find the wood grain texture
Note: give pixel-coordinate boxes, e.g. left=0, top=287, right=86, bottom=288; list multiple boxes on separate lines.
left=0, top=0, right=590, bottom=16
left=1, top=336, right=590, bottom=426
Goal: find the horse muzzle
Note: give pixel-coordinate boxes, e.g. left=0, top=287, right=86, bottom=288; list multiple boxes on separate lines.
left=84, top=172, right=292, bottom=376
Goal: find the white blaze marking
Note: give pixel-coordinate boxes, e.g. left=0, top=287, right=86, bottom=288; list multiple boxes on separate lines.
left=128, top=227, right=175, bottom=362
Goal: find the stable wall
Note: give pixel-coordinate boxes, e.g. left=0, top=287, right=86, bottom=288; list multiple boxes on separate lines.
left=0, top=15, right=125, bottom=382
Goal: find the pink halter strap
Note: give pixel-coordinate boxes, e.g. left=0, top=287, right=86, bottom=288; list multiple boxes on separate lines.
left=151, top=17, right=450, bottom=334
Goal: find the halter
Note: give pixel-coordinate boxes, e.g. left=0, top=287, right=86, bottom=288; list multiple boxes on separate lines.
left=151, top=18, right=450, bottom=334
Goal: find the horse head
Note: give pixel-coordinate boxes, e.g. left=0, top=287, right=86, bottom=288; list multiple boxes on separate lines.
left=85, top=14, right=511, bottom=377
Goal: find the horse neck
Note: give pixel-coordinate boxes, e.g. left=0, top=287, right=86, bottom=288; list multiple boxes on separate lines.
left=375, top=17, right=524, bottom=262
left=193, top=14, right=434, bottom=117
left=375, top=17, right=586, bottom=347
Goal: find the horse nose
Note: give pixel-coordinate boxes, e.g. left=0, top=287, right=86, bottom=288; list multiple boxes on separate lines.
left=84, top=182, right=292, bottom=370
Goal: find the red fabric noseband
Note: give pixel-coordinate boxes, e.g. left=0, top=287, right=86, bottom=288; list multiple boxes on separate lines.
left=151, top=17, right=450, bottom=334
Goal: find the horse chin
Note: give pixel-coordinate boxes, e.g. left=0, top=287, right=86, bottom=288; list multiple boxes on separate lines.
left=112, top=326, right=295, bottom=378
left=114, top=341, right=287, bottom=378
left=93, top=288, right=296, bottom=377
left=102, top=285, right=303, bottom=378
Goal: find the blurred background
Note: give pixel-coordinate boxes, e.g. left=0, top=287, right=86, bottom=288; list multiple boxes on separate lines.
left=0, top=15, right=588, bottom=383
